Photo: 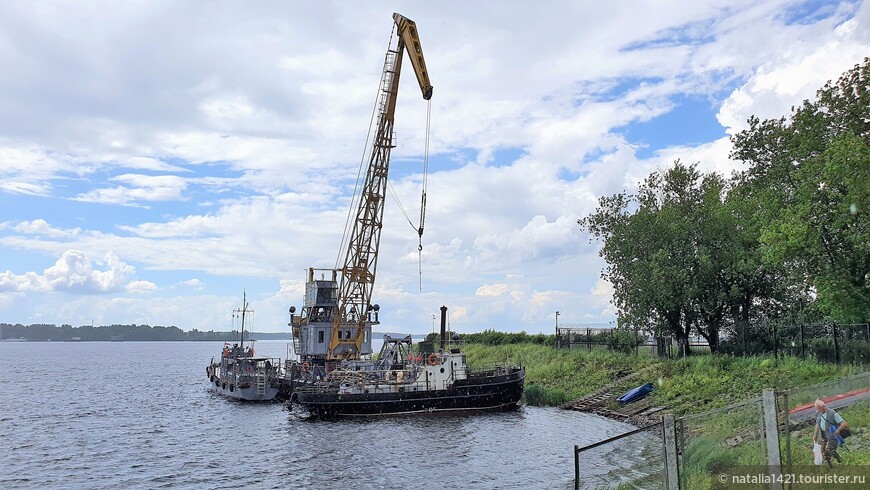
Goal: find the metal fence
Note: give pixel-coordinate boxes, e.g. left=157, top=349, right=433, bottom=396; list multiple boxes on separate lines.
left=777, top=371, right=870, bottom=473
left=557, top=322, right=870, bottom=365
left=571, top=371, right=870, bottom=488
left=725, top=322, right=870, bottom=365
left=573, top=422, right=665, bottom=489
left=556, top=326, right=709, bottom=358
left=676, top=396, right=769, bottom=488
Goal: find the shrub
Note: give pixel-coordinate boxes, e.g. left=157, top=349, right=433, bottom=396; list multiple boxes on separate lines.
left=524, top=383, right=569, bottom=406
left=608, top=327, right=640, bottom=354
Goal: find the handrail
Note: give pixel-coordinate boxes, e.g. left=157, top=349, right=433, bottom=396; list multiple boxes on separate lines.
left=573, top=423, right=661, bottom=454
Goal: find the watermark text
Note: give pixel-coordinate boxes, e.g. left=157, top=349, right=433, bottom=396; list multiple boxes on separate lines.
left=712, top=465, right=868, bottom=489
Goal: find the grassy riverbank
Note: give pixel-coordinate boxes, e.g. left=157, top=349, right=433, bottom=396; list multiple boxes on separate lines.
left=466, top=343, right=868, bottom=487
left=463, top=343, right=860, bottom=415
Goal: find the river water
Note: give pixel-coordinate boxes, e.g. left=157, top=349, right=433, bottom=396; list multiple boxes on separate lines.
left=1, top=341, right=659, bottom=489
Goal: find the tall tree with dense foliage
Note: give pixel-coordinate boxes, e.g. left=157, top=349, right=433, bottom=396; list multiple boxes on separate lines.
left=731, top=58, right=869, bottom=323
left=580, top=162, right=741, bottom=353
left=580, top=59, right=868, bottom=356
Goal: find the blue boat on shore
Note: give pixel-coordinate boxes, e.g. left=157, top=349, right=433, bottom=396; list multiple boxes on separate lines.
left=617, top=382, right=654, bottom=405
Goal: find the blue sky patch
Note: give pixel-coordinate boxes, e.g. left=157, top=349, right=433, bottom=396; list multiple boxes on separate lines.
left=621, top=18, right=717, bottom=51
left=781, top=0, right=850, bottom=25
left=619, top=95, right=725, bottom=159
left=490, top=147, right=525, bottom=167
left=589, top=77, right=666, bottom=102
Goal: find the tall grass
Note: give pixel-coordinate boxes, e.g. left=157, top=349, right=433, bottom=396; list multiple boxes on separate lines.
left=523, top=383, right=569, bottom=406
left=462, top=342, right=859, bottom=415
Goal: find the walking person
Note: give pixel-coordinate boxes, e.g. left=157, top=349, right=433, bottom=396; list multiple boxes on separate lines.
left=812, top=399, right=848, bottom=467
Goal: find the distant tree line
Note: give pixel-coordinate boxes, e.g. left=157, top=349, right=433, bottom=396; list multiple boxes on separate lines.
left=579, top=59, right=869, bottom=354
left=419, top=330, right=554, bottom=350
left=0, top=323, right=252, bottom=342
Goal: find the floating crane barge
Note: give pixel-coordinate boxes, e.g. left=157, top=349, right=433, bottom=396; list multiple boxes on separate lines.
left=277, top=13, right=524, bottom=416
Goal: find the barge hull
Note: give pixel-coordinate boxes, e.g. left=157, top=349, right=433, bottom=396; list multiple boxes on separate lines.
left=208, top=376, right=279, bottom=401
left=294, top=369, right=524, bottom=417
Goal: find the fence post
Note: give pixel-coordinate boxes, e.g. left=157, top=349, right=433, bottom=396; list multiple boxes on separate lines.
left=662, top=414, right=680, bottom=490
left=574, top=444, right=579, bottom=490
left=677, top=417, right=687, bottom=488
left=782, top=392, right=791, bottom=473
left=832, top=323, right=840, bottom=364
left=762, top=388, right=783, bottom=490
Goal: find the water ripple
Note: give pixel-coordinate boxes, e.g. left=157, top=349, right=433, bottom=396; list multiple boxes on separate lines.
left=1, top=341, right=659, bottom=489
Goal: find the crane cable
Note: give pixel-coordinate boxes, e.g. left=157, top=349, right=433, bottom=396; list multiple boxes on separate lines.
left=385, top=98, right=429, bottom=290
left=418, top=99, right=431, bottom=290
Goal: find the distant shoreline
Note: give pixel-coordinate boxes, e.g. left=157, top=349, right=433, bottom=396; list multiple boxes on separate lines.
left=0, top=323, right=427, bottom=342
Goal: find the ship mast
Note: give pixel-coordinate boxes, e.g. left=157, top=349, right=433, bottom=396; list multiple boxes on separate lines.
left=235, top=290, right=249, bottom=351
left=327, top=13, right=433, bottom=360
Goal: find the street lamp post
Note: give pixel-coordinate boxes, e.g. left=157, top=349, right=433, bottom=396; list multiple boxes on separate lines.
left=555, top=311, right=560, bottom=348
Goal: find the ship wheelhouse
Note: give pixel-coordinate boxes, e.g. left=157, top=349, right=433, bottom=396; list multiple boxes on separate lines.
left=290, top=267, right=376, bottom=362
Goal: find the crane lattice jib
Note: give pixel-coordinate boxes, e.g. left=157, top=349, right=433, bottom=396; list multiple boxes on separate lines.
left=327, top=13, right=433, bottom=360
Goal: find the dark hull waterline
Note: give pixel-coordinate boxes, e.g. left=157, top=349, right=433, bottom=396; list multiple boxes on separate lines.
left=293, top=368, right=525, bottom=418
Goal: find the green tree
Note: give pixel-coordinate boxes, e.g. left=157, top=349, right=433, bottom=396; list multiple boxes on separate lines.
left=731, top=58, right=870, bottom=323
left=580, top=161, right=741, bottom=353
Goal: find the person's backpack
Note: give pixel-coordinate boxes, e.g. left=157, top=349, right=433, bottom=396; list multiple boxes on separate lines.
left=820, top=409, right=851, bottom=439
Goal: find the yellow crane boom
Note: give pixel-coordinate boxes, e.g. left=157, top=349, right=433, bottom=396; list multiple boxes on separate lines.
left=327, top=13, right=433, bottom=360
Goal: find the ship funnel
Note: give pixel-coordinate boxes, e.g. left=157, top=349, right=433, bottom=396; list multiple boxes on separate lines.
left=439, top=305, right=447, bottom=351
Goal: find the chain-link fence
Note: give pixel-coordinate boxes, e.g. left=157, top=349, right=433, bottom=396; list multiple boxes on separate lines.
left=557, top=321, right=870, bottom=365
left=723, top=322, right=870, bottom=365
left=570, top=371, right=870, bottom=488
left=556, top=326, right=710, bottom=358
left=573, top=423, right=665, bottom=489
left=778, top=371, right=870, bottom=473
left=676, top=396, right=769, bottom=488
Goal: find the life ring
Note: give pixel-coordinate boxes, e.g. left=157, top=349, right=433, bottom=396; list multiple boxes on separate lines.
left=301, top=361, right=311, bottom=373
left=427, top=353, right=438, bottom=366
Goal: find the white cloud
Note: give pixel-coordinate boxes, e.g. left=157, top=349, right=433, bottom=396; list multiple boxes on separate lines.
left=472, top=215, right=583, bottom=271
left=11, top=219, right=81, bottom=238
left=0, top=1, right=868, bottom=332
left=180, top=278, right=203, bottom=289
left=126, top=280, right=158, bottom=293
left=0, top=250, right=138, bottom=293
left=590, top=278, right=619, bottom=318
left=645, top=137, right=745, bottom=178
left=475, top=283, right=512, bottom=299
left=0, top=180, right=52, bottom=196
left=73, top=174, right=187, bottom=206
left=718, top=6, right=870, bottom=134
left=123, top=157, right=190, bottom=173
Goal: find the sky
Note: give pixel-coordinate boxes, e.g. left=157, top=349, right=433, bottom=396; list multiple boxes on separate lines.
left=0, top=0, right=868, bottom=335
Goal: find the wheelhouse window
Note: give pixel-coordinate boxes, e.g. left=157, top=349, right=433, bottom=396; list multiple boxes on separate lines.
left=318, top=330, right=324, bottom=343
